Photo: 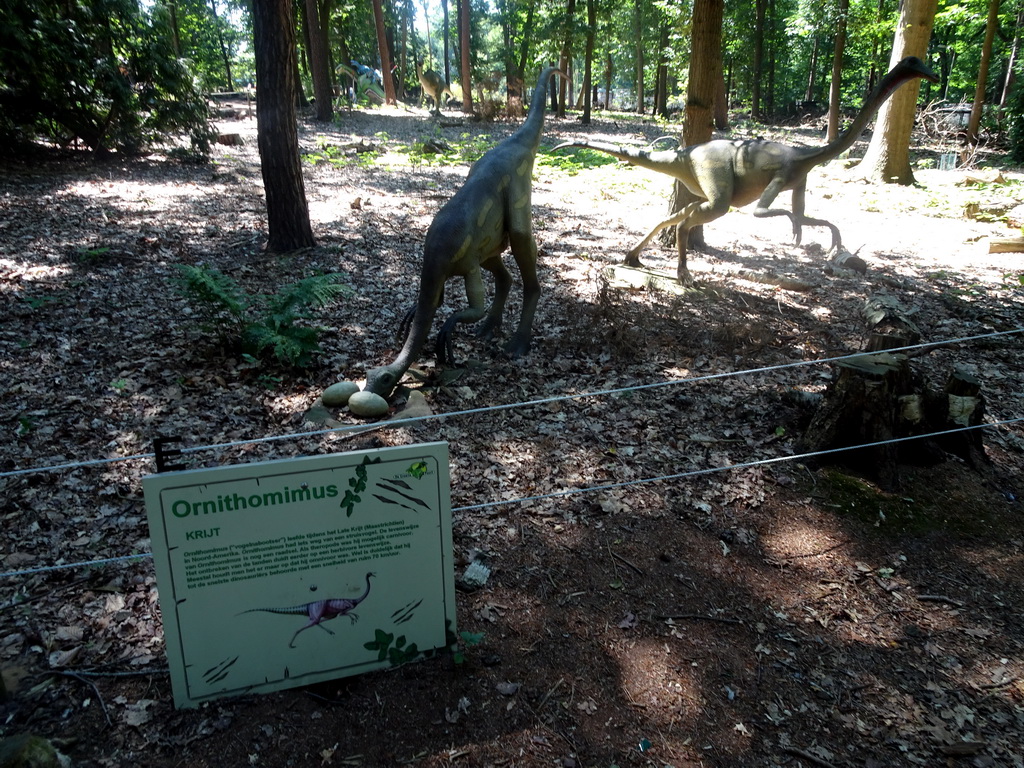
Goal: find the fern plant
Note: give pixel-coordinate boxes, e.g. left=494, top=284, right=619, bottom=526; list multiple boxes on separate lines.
left=172, top=265, right=352, bottom=367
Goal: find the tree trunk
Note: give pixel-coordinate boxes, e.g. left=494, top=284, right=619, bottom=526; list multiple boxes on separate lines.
left=827, top=0, right=850, bottom=142
left=557, top=0, right=576, bottom=117
left=752, top=0, right=765, bottom=118
left=856, top=0, right=936, bottom=185
left=634, top=0, right=644, bottom=113
left=370, top=0, right=397, bottom=104
left=208, top=0, right=234, bottom=90
left=442, top=0, right=451, bottom=86
left=459, top=0, right=473, bottom=112
left=252, top=0, right=315, bottom=252
left=661, top=0, right=722, bottom=249
left=1000, top=6, right=1022, bottom=109
left=655, top=23, right=669, bottom=118
left=967, top=0, right=1001, bottom=145
left=304, top=0, right=333, bottom=120
left=581, top=0, right=596, bottom=123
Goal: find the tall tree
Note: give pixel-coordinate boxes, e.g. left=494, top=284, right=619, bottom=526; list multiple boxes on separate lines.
left=370, top=0, right=397, bottom=104
left=967, top=0, right=1001, bottom=145
left=304, top=0, right=333, bottom=120
left=752, top=0, right=766, bottom=118
left=252, top=0, right=315, bottom=251
left=857, top=0, right=936, bottom=184
left=826, top=0, right=850, bottom=142
left=661, top=0, right=724, bottom=248
left=581, top=0, right=596, bottom=123
left=459, top=0, right=473, bottom=111
left=634, top=0, right=645, bottom=113
left=557, top=0, right=577, bottom=117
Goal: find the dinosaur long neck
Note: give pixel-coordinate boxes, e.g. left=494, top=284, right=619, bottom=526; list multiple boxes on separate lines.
left=516, top=67, right=560, bottom=148
left=805, top=61, right=926, bottom=165
left=358, top=573, right=373, bottom=603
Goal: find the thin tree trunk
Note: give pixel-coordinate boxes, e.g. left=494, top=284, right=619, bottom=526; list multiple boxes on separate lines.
left=752, top=0, right=765, bottom=118
left=304, top=0, right=332, bottom=120
left=370, top=0, right=397, bottom=104
left=557, top=0, right=576, bottom=117
left=208, top=0, right=234, bottom=90
left=581, top=0, right=596, bottom=123
left=634, top=0, right=644, bottom=113
left=459, top=0, right=473, bottom=112
left=967, top=0, right=1001, bottom=145
left=827, top=0, right=850, bottom=141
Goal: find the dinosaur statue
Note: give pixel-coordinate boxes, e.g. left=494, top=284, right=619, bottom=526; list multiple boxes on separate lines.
left=553, top=56, right=938, bottom=285
left=363, top=66, right=565, bottom=399
left=416, top=61, right=455, bottom=113
left=239, top=572, right=375, bottom=648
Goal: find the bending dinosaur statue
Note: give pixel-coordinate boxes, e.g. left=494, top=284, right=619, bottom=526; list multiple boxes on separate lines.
left=416, top=61, right=455, bottom=113
left=553, top=56, right=938, bottom=285
left=364, top=66, right=566, bottom=399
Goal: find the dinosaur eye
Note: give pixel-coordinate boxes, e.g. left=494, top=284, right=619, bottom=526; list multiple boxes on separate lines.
left=309, top=584, right=318, bottom=592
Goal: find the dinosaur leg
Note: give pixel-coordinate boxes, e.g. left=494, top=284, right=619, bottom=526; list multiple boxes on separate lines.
left=789, top=185, right=842, bottom=252
left=436, top=266, right=489, bottom=365
left=624, top=200, right=703, bottom=268
left=751, top=175, right=801, bottom=241
left=505, top=231, right=540, bottom=358
left=476, top=256, right=513, bottom=341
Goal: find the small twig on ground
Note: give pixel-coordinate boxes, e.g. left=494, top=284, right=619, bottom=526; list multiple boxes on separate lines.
left=611, top=550, right=644, bottom=575
left=782, top=746, right=837, bottom=768
left=916, top=594, right=965, bottom=608
left=52, top=671, right=113, bottom=727
left=657, top=613, right=743, bottom=625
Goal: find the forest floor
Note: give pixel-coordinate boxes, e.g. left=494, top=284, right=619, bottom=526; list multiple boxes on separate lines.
left=1, top=98, right=1024, bottom=768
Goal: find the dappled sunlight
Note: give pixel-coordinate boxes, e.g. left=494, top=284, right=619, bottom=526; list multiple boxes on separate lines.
left=611, top=635, right=707, bottom=722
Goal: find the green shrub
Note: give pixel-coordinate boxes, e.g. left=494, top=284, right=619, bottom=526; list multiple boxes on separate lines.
left=172, top=264, right=352, bottom=367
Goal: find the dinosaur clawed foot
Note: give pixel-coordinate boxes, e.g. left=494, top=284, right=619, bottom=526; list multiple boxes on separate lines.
left=476, top=318, right=501, bottom=342
left=504, top=335, right=531, bottom=358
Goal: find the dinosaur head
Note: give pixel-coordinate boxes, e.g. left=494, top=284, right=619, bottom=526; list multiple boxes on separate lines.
left=895, top=56, right=939, bottom=85
left=363, top=365, right=401, bottom=399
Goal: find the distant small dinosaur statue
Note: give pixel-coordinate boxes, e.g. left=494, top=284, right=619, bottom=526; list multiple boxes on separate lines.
left=553, top=56, right=938, bottom=285
left=364, top=66, right=566, bottom=399
left=416, top=61, right=455, bottom=113
left=240, top=572, right=375, bottom=648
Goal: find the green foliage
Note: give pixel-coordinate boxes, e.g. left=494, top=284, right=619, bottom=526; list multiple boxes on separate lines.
left=171, top=264, right=352, bottom=367
left=0, top=0, right=214, bottom=156
left=537, top=146, right=618, bottom=175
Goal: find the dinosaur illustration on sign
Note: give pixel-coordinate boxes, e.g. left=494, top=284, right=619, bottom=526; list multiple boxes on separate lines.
left=240, top=572, right=375, bottom=648
left=553, top=56, right=938, bottom=285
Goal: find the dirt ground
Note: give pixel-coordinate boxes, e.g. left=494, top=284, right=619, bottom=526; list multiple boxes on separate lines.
left=1, top=98, right=1023, bottom=768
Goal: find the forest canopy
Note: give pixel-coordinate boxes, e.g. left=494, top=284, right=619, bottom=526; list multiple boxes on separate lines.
left=0, top=0, right=1019, bottom=157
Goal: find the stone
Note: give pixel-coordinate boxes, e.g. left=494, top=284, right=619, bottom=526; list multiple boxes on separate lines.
left=348, top=390, right=390, bottom=418
left=321, top=381, right=360, bottom=407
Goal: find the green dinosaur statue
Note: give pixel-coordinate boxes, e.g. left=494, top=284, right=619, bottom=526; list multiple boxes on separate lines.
left=416, top=61, right=455, bottom=113
left=364, top=66, right=565, bottom=399
left=553, top=56, right=938, bottom=285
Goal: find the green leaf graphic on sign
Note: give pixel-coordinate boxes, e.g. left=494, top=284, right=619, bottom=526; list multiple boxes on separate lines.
left=407, top=461, right=428, bottom=479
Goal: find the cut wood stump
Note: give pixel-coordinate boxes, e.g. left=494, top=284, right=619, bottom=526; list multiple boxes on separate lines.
left=799, top=294, right=989, bottom=489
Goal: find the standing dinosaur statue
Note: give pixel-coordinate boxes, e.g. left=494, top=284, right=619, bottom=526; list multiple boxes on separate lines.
left=239, top=572, right=375, bottom=648
left=416, top=61, right=455, bottom=113
left=363, top=66, right=566, bottom=399
left=553, top=56, right=938, bottom=285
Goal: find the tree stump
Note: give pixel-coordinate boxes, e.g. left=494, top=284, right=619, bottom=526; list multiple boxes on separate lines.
left=798, top=294, right=989, bottom=489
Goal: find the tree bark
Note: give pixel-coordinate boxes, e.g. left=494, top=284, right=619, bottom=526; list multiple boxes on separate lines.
left=752, top=0, right=766, bottom=118
left=459, top=0, right=473, bottom=112
left=634, top=0, right=644, bottom=113
left=252, top=0, right=315, bottom=252
left=557, top=0, right=576, bottom=117
left=827, top=0, right=850, bottom=142
left=370, top=0, right=397, bottom=104
left=856, top=0, right=936, bottom=184
left=967, top=0, right=1001, bottom=145
left=661, top=0, right=722, bottom=248
left=581, top=0, right=596, bottom=123
left=304, top=0, right=333, bottom=120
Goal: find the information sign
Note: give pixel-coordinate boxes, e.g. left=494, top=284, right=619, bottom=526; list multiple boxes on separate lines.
left=142, top=442, right=454, bottom=708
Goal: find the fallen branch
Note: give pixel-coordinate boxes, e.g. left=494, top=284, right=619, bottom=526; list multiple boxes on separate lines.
left=916, top=594, right=964, bottom=608
left=782, top=746, right=837, bottom=768
left=657, top=613, right=743, bottom=625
